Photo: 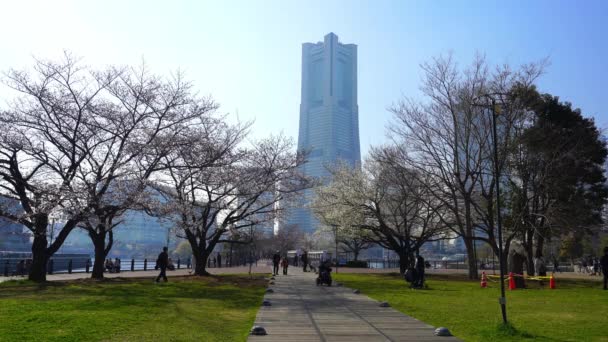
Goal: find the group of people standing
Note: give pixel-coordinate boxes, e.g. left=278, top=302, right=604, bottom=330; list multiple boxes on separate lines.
left=271, top=250, right=313, bottom=276
left=12, top=259, right=32, bottom=276
left=404, top=255, right=426, bottom=289
left=104, top=258, right=121, bottom=273
left=579, top=254, right=605, bottom=276
left=272, top=252, right=290, bottom=276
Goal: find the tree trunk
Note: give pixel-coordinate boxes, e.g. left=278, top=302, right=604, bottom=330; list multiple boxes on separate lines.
left=524, top=229, right=535, bottom=276
left=463, top=237, right=479, bottom=279
left=535, top=234, right=545, bottom=258
left=509, top=251, right=527, bottom=288
left=29, top=234, right=49, bottom=282
left=353, top=250, right=359, bottom=261
left=28, top=217, right=50, bottom=282
left=463, top=198, right=478, bottom=280
left=91, top=236, right=106, bottom=279
left=194, top=250, right=211, bottom=276
left=90, top=230, right=112, bottom=280
left=397, top=250, right=413, bottom=275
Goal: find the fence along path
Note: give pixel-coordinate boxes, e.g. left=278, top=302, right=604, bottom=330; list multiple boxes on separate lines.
left=249, top=268, right=460, bottom=342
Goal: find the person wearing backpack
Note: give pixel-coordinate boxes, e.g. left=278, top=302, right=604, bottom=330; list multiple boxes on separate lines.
left=155, top=247, right=169, bottom=283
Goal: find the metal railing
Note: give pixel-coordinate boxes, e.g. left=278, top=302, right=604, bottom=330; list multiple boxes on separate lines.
left=364, top=259, right=576, bottom=273
left=1, top=255, right=266, bottom=277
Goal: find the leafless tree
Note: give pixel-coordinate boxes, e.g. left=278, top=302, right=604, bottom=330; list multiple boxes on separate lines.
left=272, top=224, right=303, bottom=255
left=0, top=54, right=220, bottom=280
left=72, top=63, right=218, bottom=279
left=0, top=54, right=114, bottom=282
left=314, top=153, right=447, bottom=274
left=152, top=133, right=310, bottom=275
left=387, top=53, right=544, bottom=278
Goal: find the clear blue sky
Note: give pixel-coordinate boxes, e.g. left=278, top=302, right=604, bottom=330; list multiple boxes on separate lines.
left=1, top=0, right=606, bottom=156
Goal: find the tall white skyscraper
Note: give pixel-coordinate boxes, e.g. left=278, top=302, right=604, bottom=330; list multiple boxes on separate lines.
left=290, top=33, right=361, bottom=233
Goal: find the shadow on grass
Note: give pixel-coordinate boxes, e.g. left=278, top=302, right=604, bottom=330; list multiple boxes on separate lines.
left=359, top=272, right=604, bottom=291
left=0, top=274, right=267, bottom=312
left=497, top=323, right=534, bottom=338
left=479, top=322, right=564, bottom=342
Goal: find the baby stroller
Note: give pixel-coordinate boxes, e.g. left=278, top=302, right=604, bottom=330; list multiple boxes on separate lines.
left=316, top=261, right=332, bottom=286
left=404, top=267, right=418, bottom=287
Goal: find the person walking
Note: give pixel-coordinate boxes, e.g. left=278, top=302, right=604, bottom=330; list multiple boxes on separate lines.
left=552, top=255, right=560, bottom=273
left=281, top=256, right=289, bottom=275
left=593, top=257, right=600, bottom=276
left=295, top=248, right=301, bottom=267
left=155, top=247, right=169, bottom=283
left=302, top=251, right=309, bottom=272
left=582, top=258, right=588, bottom=273
left=415, top=255, right=426, bottom=289
left=600, top=247, right=608, bottom=290
left=272, top=251, right=281, bottom=276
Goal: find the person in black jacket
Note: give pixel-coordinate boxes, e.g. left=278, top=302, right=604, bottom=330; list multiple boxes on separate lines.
left=301, top=251, right=308, bottom=272
left=272, top=252, right=281, bottom=276
left=155, top=247, right=169, bottom=283
left=414, top=255, right=425, bottom=289
left=601, top=247, right=608, bottom=290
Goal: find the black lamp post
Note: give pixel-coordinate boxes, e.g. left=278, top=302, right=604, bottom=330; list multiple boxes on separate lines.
left=489, top=96, right=508, bottom=325
left=474, top=94, right=508, bottom=324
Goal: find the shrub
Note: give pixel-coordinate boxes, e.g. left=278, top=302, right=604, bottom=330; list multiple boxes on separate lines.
left=345, top=260, right=368, bottom=268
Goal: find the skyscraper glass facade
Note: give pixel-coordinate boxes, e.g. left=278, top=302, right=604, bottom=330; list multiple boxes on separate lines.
left=291, top=33, right=361, bottom=233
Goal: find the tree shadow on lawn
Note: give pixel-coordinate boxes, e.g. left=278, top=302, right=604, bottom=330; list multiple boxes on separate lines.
left=372, top=272, right=602, bottom=291
left=478, top=322, right=565, bottom=342
left=0, top=275, right=267, bottom=311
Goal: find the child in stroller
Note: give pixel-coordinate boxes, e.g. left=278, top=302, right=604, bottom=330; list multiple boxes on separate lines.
left=316, top=260, right=332, bottom=286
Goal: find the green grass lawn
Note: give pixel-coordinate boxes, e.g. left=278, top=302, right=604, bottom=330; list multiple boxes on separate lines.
left=334, top=273, right=608, bottom=342
left=0, top=275, right=267, bottom=342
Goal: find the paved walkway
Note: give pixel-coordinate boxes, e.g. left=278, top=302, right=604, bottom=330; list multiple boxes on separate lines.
left=249, top=269, right=460, bottom=342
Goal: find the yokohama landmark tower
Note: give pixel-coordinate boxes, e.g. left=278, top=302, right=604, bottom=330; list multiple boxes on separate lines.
left=291, top=33, right=361, bottom=233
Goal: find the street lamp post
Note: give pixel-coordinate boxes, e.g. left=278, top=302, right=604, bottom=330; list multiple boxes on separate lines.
left=473, top=94, right=508, bottom=324
left=487, top=95, right=508, bottom=325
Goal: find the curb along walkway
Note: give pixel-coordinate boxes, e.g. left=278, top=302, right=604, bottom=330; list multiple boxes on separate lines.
left=249, top=269, right=460, bottom=342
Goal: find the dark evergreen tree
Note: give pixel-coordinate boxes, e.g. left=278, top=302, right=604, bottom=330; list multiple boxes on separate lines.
left=508, top=89, right=608, bottom=274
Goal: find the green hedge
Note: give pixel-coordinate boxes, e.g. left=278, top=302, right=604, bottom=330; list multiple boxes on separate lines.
left=345, top=260, right=368, bottom=268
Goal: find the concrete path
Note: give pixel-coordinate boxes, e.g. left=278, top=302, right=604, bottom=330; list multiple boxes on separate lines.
left=249, top=269, right=460, bottom=342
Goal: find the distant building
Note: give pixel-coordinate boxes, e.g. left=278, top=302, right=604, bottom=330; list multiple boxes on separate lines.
left=60, top=210, right=177, bottom=259
left=0, top=196, right=30, bottom=252
left=0, top=218, right=30, bottom=252
left=290, top=32, right=361, bottom=233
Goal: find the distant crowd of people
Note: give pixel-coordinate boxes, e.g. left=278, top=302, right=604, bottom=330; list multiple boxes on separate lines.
left=587, top=247, right=608, bottom=290
left=578, top=254, right=605, bottom=276
left=11, top=259, right=32, bottom=277
left=270, top=250, right=327, bottom=276
left=104, top=258, right=121, bottom=273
